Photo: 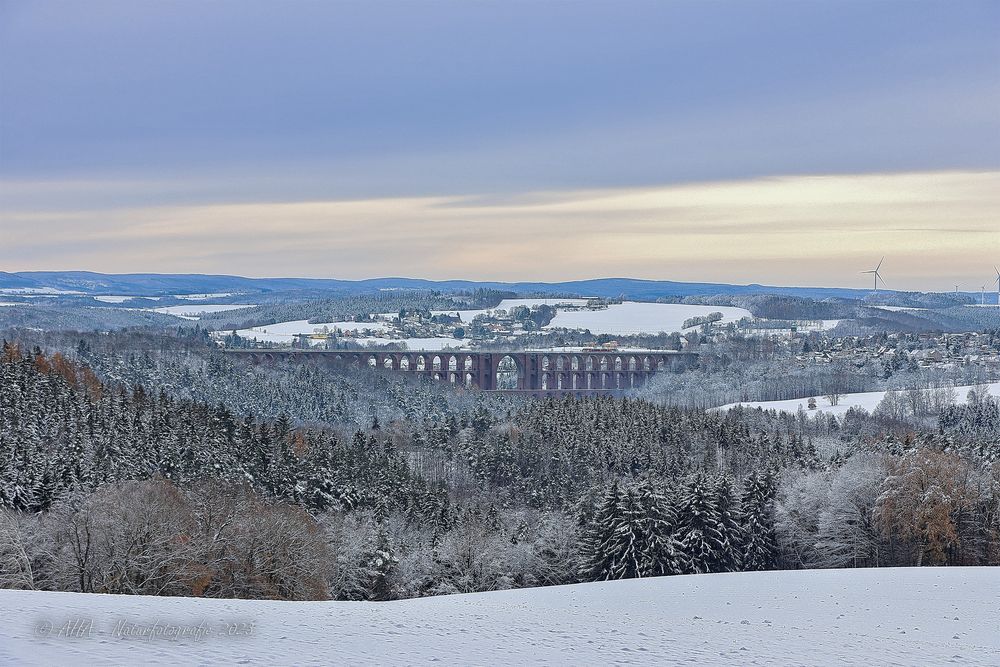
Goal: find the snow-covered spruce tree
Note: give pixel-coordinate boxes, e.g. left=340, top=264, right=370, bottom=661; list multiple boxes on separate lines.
left=636, top=480, right=684, bottom=576
left=713, top=475, right=746, bottom=572
left=366, top=527, right=399, bottom=601
left=673, top=473, right=727, bottom=574
left=740, top=470, right=778, bottom=571
left=578, top=481, right=632, bottom=580
left=578, top=480, right=682, bottom=581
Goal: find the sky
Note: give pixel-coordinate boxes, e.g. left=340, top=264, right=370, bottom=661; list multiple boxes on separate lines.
left=1, top=0, right=998, bottom=290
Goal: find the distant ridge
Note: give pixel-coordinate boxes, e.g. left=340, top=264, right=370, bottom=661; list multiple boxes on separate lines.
left=0, top=270, right=928, bottom=300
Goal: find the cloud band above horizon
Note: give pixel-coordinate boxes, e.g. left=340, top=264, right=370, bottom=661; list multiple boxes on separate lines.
left=2, top=170, right=997, bottom=292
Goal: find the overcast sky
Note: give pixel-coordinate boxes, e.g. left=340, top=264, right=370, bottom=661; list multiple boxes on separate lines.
left=1, top=0, right=998, bottom=289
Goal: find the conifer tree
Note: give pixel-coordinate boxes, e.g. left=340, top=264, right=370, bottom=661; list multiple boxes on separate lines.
left=580, top=480, right=683, bottom=581
left=741, top=471, right=779, bottom=571
left=579, top=481, right=627, bottom=580
left=674, top=473, right=727, bottom=574
left=636, top=480, right=684, bottom=576
left=713, top=475, right=746, bottom=572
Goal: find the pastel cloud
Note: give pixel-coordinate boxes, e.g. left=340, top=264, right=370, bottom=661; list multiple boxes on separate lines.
left=2, top=170, right=997, bottom=291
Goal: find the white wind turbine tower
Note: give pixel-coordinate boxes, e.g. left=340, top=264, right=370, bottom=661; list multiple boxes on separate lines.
left=861, top=256, right=884, bottom=293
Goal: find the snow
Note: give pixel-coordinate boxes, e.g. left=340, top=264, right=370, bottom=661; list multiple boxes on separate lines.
left=412, top=298, right=590, bottom=322
left=796, top=319, right=841, bottom=331
left=387, top=299, right=746, bottom=336
left=1, top=568, right=997, bottom=666
left=545, top=302, right=752, bottom=335
left=0, top=287, right=83, bottom=295
left=234, top=319, right=393, bottom=344
left=717, top=382, right=1000, bottom=416
left=741, top=319, right=841, bottom=334
left=95, top=295, right=163, bottom=303
left=174, top=292, right=237, bottom=300
left=93, top=295, right=137, bottom=303
left=151, top=304, right=256, bottom=320
left=0, top=302, right=24, bottom=307
left=867, top=304, right=997, bottom=311
left=244, top=319, right=391, bottom=336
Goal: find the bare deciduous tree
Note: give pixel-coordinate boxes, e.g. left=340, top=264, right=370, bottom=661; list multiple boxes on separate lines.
left=0, top=510, right=40, bottom=590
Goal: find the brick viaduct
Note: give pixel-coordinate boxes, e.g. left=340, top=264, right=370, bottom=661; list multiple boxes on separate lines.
left=223, top=348, right=697, bottom=395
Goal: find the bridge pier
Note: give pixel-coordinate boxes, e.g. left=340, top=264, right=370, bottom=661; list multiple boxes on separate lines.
left=226, top=348, right=696, bottom=395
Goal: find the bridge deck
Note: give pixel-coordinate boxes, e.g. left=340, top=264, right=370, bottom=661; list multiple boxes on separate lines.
left=222, top=347, right=697, bottom=393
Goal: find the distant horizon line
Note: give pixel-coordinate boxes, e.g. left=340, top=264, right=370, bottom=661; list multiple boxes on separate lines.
left=2, top=269, right=991, bottom=296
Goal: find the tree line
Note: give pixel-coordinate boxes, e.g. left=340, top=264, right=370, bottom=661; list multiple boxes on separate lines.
left=1, top=340, right=998, bottom=602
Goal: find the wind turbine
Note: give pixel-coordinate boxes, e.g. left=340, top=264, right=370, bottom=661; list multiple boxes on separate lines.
left=861, top=257, right=884, bottom=292
left=994, top=266, right=1000, bottom=305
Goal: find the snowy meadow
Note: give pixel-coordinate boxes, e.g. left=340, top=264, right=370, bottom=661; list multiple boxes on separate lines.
left=3, top=568, right=998, bottom=666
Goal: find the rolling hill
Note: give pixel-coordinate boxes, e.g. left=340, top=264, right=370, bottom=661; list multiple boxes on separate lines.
left=0, top=270, right=926, bottom=300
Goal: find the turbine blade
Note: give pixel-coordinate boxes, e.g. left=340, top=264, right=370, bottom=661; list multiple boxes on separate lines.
left=876, top=256, right=884, bottom=271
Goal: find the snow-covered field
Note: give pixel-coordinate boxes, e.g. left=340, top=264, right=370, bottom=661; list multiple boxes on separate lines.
left=874, top=305, right=928, bottom=312
left=1, top=568, right=997, bottom=666
left=0, top=287, right=83, bottom=295
left=794, top=319, right=841, bottom=331
left=95, top=295, right=163, bottom=303
left=545, top=302, right=752, bottom=335
left=235, top=318, right=393, bottom=344
left=223, top=300, right=833, bottom=347
left=717, top=382, right=1000, bottom=416
left=152, top=304, right=256, bottom=320
left=740, top=319, right=841, bottom=334
left=174, top=292, right=236, bottom=300
left=93, top=295, right=139, bottom=303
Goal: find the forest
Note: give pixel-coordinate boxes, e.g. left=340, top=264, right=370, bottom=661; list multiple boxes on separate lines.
left=1, top=336, right=998, bottom=601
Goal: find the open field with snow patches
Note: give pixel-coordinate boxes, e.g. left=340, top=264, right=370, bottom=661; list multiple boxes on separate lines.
left=93, top=295, right=148, bottom=303
left=234, top=319, right=393, bottom=344
left=716, top=382, right=1000, bottom=416
left=173, top=293, right=238, bottom=300
left=1, top=568, right=997, bottom=666
left=231, top=300, right=750, bottom=348
left=402, top=300, right=751, bottom=335
left=544, top=302, right=752, bottom=335
left=0, top=288, right=84, bottom=296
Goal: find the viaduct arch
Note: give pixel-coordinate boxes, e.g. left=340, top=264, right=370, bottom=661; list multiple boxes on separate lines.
left=223, top=348, right=697, bottom=395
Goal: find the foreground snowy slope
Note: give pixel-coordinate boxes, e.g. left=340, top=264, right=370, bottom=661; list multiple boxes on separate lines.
left=2, top=568, right=998, bottom=666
